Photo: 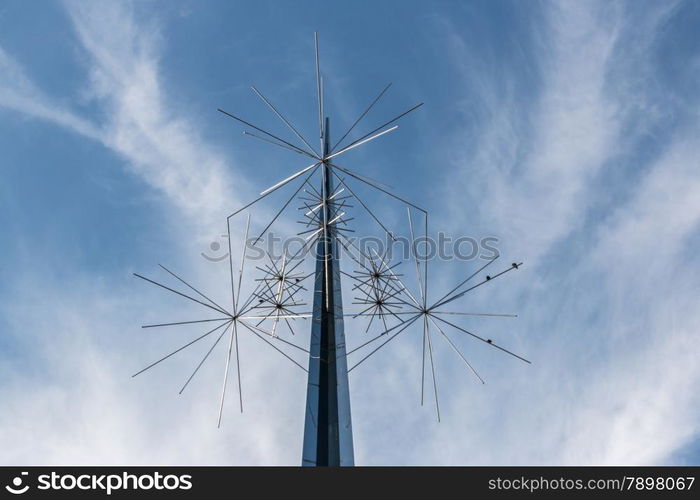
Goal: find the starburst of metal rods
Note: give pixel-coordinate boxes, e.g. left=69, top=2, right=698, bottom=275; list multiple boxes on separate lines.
left=133, top=32, right=529, bottom=426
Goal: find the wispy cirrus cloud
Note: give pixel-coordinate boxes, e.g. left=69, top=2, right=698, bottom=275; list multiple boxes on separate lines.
left=404, top=0, right=700, bottom=466
left=0, top=0, right=288, bottom=466
left=445, top=1, right=624, bottom=265
left=1, top=0, right=239, bottom=234
left=0, top=46, right=102, bottom=141
left=559, top=133, right=700, bottom=464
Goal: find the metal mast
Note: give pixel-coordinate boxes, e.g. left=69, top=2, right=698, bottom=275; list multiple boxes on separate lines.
left=302, top=118, right=354, bottom=466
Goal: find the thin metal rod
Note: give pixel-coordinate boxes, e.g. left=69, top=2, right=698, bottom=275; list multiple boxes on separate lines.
left=239, top=254, right=315, bottom=315
left=364, top=304, right=380, bottom=333
left=251, top=85, right=320, bottom=157
left=241, top=321, right=310, bottom=353
left=430, top=256, right=499, bottom=309
left=433, top=311, right=517, bottom=318
left=331, top=171, right=396, bottom=240
left=340, top=235, right=422, bottom=313
left=235, top=214, right=251, bottom=312
left=179, top=322, right=231, bottom=394
left=428, top=315, right=484, bottom=384
left=253, top=164, right=321, bottom=244
left=338, top=102, right=423, bottom=153
left=344, top=310, right=421, bottom=317
left=326, top=126, right=398, bottom=160
left=141, top=317, right=231, bottom=329
left=348, top=314, right=421, bottom=371
left=226, top=163, right=320, bottom=221
left=352, top=302, right=380, bottom=319
left=421, top=318, right=426, bottom=406
left=236, top=278, right=267, bottom=316
left=432, top=262, right=522, bottom=310
left=425, top=317, right=440, bottom=422
left=226, top=218, right=237, bottom=317
left=218, top=108, right=314, bottom=158
left=407, top=207, right=425, bottom=305
left=239, top=321, right=307, bottom=372
left=271, top=254, right=287, bottom=337
left=314, top=31, right=323, bottom=143
left=218, top=322, right=236, bottom=427
left=336, top=170, right=394, bottom=191
left=233, top=320, right=243, bottom=413
left=133, top=273, right=230, bottom=317
left=368, top=244, right=422, bottom=309
left=284, top=316, right=295, bottom=336
left=338, top=240, right=380, bottom=276
left=276, top=254, right=287, bottom=305
left=241, top=314, right=312, bottom=321
left=424, top=213, right=428, bottom=308
left=158, top=264, right=231, bottom=316
left=132, top=320, right=231, bottom=378
left=331, top=82, right=392, bottom=153
left=329, top=161, right=426, bottom=213
left=379, top=309, right=390, bottom=335
left=431, top=314, right=531, bottom=364
left=243, top=131, right=316, bottom=159
left=261, top=161, right=320, bottom=196
left=320, top=75, right=324, bottom=140
left=345, top=312, right=420, bottom=356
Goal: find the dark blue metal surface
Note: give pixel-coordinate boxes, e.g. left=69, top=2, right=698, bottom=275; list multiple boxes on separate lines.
left=302, top=118, right=354, bottom=466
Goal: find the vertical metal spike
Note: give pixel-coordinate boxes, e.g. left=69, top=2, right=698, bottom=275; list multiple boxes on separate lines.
left=425, top=317, right=440, bottom=422
left=218, top=322, right=235, bottom=427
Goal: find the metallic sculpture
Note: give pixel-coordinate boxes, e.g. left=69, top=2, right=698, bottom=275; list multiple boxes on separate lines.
left=133, top=33, right=529, bottom=466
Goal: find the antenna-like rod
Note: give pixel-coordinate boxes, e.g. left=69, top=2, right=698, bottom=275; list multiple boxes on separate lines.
left=331, top=83, right=392, bottom=153
left=314, top=31, right=324, bottom=146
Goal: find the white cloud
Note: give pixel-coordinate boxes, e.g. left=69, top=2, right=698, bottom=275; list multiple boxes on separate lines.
left=420, top=0, right=700, bottom=465
left=447, top=1, right=623, bottom=266
left=0, top=0, right=290, bottom=466
left=0, top=274, right=307, bottom=465
left=66, top=0, right=241, bottom=235
left=0, top=1, right=240, bottom=237
left=0, top=46, right=102, bottom=141
left=562, top=137, right=700, bottom=464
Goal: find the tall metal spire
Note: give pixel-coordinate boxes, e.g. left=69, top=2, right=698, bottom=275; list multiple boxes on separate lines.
left=302, top=118, right=354, bottom=466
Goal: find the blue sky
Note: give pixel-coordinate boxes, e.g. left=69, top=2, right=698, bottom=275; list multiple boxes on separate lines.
left=1, top=0, right=699, bottom=465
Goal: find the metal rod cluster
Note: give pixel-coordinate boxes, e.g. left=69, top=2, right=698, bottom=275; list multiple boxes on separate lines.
left=133, top=32, right=528, bottom=430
